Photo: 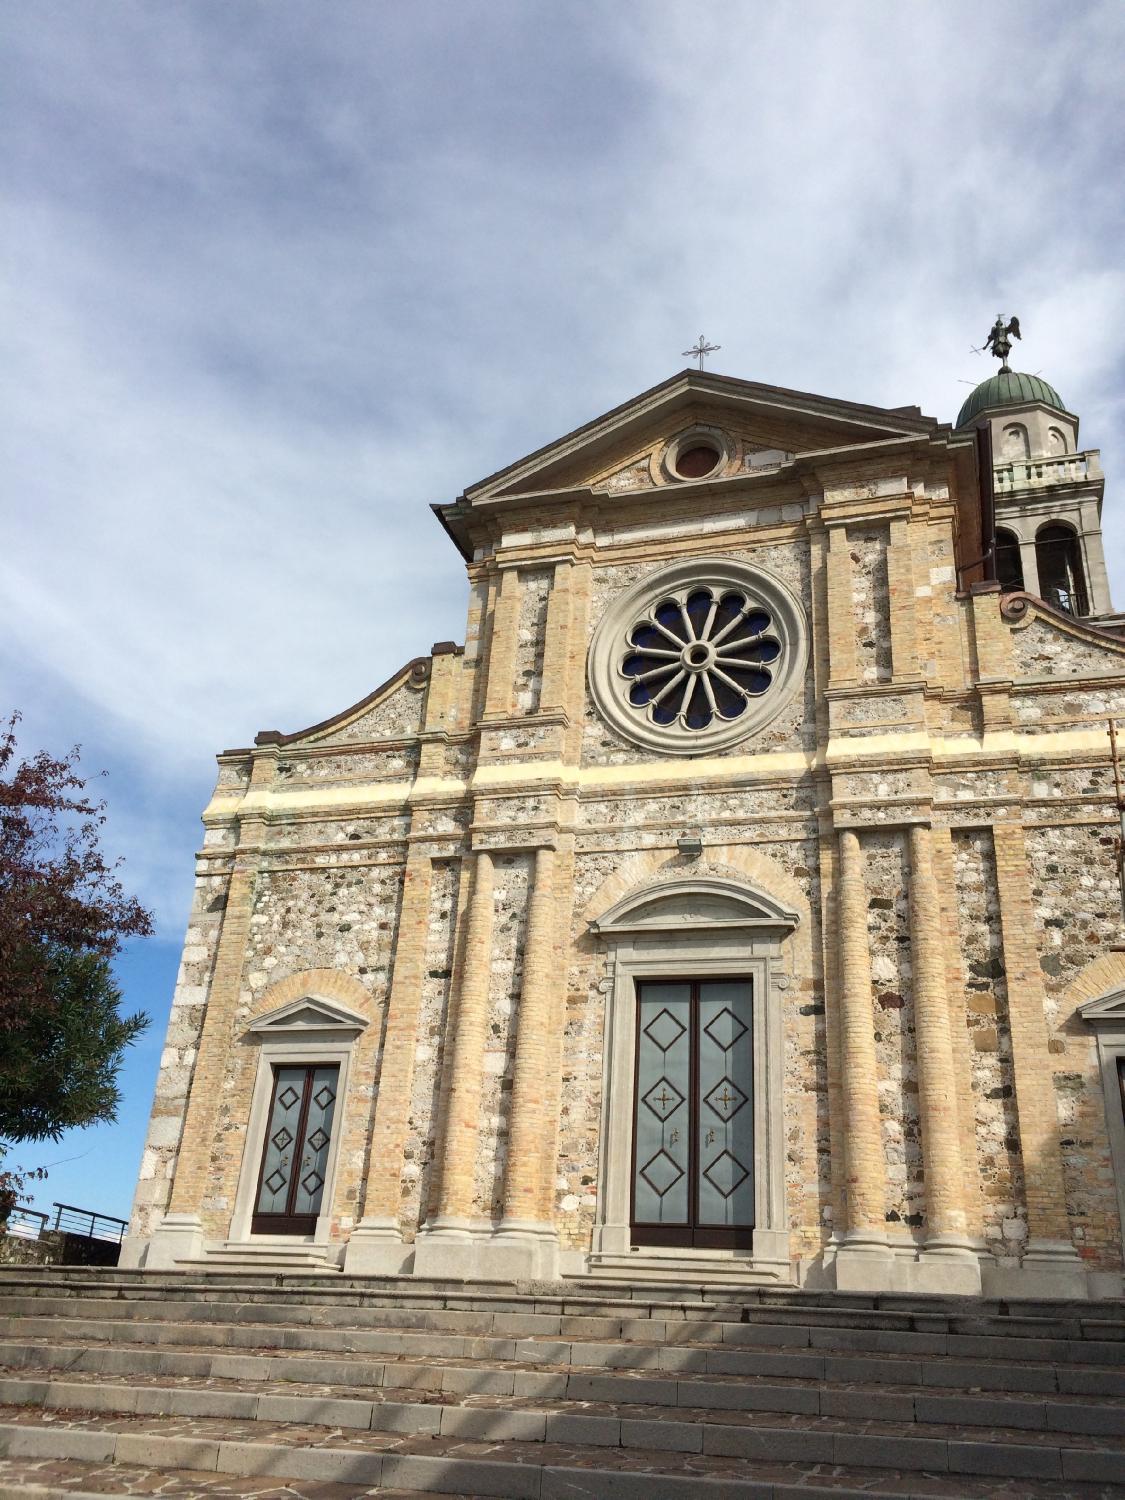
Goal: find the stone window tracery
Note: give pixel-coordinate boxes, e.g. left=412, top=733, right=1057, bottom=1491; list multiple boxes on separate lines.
left=588, top=557, right=807, bottom=755
left=621, top=586, right=781, bottom=732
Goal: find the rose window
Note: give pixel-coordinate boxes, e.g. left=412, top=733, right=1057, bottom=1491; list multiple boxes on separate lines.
left=620, top=587, right=782, bottom=732
left=587, top=558, right=807, bottom=755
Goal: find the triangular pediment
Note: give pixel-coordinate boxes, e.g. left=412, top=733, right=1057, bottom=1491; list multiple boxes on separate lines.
left=462, top=371, right=939, bottom=505
left=1078, top=986, right=1125, bottom=1025
left=245, top=996, right=369, bottom=1036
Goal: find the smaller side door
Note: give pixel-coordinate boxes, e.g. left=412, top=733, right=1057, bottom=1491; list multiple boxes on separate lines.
left=251, top=1064, right=339, bottom=1235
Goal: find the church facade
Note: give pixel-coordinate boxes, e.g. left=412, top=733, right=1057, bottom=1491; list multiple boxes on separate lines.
left=124, top=361, right=1125, bottom=1299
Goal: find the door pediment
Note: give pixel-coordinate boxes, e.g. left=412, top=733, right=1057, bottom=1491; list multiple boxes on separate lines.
left=591, top=876, right=800, bottom=936
left=245, top=996, right=369, bottom=1037
left=1078, top=986, right=1125, bottom=1027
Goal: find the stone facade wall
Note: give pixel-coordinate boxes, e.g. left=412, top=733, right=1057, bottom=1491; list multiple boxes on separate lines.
left=1024, top=819, right=1123, bottom=1267
left=863, top=832, right=922, bottom=1232
left=1026, top=821, right=1119, bottom=1031
left=130, top=388, right=1125, bottom=1296
left=407, top=858, right=461, bottom=1236
left=1011, top=617, right=1125, bottom=679
left=1013, top=684, right=1125, bottom=728
left=317, top=677, right=428, bottom=743
left=951, top=829, right=1025, bottom=1260
left=474, top=852, right=531, bottom=1218
left=848, top=526, right=892, bottom=685
left=555, top=903, right=607, bottom=1250
left=198, top=854, right=405, bottom=1237
left=277, top=747, right=419, bottom=785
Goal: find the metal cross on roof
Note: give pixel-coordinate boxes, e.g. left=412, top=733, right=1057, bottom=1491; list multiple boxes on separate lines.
left=683, top=334, right=720, bottom=370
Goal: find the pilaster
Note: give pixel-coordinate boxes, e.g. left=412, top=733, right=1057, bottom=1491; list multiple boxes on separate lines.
left=538, top=561, right=573, bottom=713
left=969, top=581, right=1013, bottom=680
left=344, top=845, right=433, bottom=1275
left=817, top=813, right=847, bottom=1237
left=413, top=849, right=495, bottom=1276
left=417, top=644, right=463, bottom=777
left=481, top=568, right=522, bottom=721
left=887, top=517, right=920, bottom=680
left=537, top=828, right=576, bottom=1225
left=834, top=828, right=890, bottom=1285
left=826, top=527, right=858, bottom=687
left=930, top=823, right=983, bottom=1244
left=491, top=843, right=563, bottom=1278
left=908, top=823, right=979, bottom=1292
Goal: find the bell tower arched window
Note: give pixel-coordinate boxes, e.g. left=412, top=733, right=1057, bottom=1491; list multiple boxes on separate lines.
left=1002, top=423, right=1030, bottom=459
left=994, top=528, right=1024, bottom=592
left=1036, top=523, right=1088, bottom=617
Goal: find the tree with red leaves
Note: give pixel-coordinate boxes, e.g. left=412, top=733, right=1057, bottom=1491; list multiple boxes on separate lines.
left=0, top=712, right=153, bottom=1161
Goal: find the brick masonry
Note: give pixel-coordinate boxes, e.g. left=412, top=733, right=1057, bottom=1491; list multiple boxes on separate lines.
left=126, top=375, right=1125, bottom=1294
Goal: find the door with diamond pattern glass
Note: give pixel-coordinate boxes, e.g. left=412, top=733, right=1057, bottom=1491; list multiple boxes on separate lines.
left=252, top=1065, right=339, bottom=1234
left=632, top=979, right=754, bottom=1248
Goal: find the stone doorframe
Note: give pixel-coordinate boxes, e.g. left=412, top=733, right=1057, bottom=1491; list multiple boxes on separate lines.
left=587, top=871, right=800, bottom=1282
left=228, top=995, right=368, bottom=1246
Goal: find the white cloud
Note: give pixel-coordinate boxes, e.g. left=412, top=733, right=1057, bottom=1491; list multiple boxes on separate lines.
left=3, top=0, right=1124, bottom=937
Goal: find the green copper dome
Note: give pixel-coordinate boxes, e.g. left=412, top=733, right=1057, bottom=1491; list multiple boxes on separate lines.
left=956, top=370, right=1065, bottom=428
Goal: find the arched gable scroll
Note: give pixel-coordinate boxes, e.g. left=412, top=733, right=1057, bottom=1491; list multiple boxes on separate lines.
left=586, top=863, right=800, bottom=1282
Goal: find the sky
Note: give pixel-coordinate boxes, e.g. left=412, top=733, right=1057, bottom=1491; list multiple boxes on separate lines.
left=3, top=1, right=1124, bottom=1223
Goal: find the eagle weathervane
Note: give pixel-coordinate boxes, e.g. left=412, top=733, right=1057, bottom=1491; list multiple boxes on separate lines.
left=983, top=313, right=1021, bottom=372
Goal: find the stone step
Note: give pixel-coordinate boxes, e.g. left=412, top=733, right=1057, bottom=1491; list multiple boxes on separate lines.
left=0, top=1471, right=473, bottom=1500
left=175, top=1241, right=345, bottom=1273
left=1, top=1267, right=1121, bottom=1330
left=3, top=1356, right=1123, bottom=1442
left=0, top=1278, right=1122, bottom=1350
left=4, top=1338, right=1124, bottom=1432
left=1, top=1458, right=1113, bottom=1500
left=5, top=1314, right=1125, bottom=1406
left=2, top=1405, right=1123, bottom=1495
left=2, top=1301, right=1122, bottom=1377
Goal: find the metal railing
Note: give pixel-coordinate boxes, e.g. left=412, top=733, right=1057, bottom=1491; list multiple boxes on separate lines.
left=50, top=1203, right=128, bottom=1244
left=2, top=1204, right=49, bottom=1240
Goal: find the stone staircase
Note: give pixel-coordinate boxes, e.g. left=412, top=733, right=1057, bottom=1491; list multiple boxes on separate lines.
left=175, top=1240, right=343, bottom=1273
left=0, top=1268, right=1122, bottom=1498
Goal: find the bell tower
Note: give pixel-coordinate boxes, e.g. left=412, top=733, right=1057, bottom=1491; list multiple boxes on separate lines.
left=955, top=317, right=1114, bottom=621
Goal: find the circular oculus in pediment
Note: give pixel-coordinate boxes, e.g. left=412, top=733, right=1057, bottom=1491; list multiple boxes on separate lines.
left=658, top=425, right=733, bottom=484
left=588, top=557, right=808, bottom=755
left=675, top=442, right=721, bottom=478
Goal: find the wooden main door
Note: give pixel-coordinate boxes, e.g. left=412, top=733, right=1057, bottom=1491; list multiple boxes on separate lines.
left=252, top=1064, right=339, bottom=1235
left=631, top=978, right=754, bottom=1248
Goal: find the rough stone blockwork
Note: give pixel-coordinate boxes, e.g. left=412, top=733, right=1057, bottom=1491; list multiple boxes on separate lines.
left=848, top=526, right=892, bottom=684
left=952, top=829, right=1026, bottom=1258
left=864, top=832, right=922, bottom=1232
